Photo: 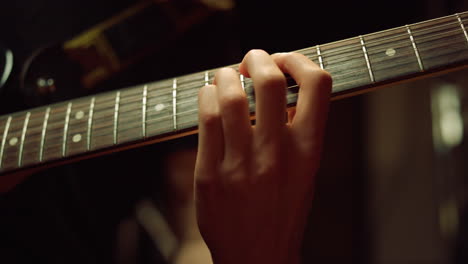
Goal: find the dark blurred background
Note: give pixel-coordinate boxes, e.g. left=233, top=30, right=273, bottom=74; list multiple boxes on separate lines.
left=0, top=0, right=467, bottom=263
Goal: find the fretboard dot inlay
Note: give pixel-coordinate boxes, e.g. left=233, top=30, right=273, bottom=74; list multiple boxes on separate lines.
left=155, top=104, right=165, bottom=112
left=72, top=134, right=82, bottom=143
left=9, top=137, right=18, bottom=146
left=0, top=11, right=466, bottom=176
left=386, top=48, right=396, bottom=57
left=75, top=111, right=85, bottom=120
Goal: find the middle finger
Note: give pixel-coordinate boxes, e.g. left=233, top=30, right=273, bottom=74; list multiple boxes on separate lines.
left=239, top=50, right=287, bottom=140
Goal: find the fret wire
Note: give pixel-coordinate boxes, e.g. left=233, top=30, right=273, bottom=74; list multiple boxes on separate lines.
left=39, top=108, right=50, bottom=162
left=87, top=97, right=95, bottom=151
left=64, top=19, right=468, bottom=116
left=301, top=19, right=462, bottom=62
left=316, top=45, right=324, bottom=69
left=0, top=116, right=12, bottom=168
left=3, top=12, right=468, bottom=166
left=29, top=80, right=343, bottom=143
left=0, top=29, right=438, bottom=143
left=1, top=110, right=43, bottom=135
left=300, top=12, right=466, bottom=57
left=365, top=34, right=466, bottom=63
left=144, top=88, right=301, bottom=125
left=67, top=84, right=186, bottom=132
left=303, top=41, right=366, bottom=59
left=359, top=36, right=375, bottom=83
left=114, top=92, right=121, bottom=145
left=314, top=48, right=369, bottom=67
left=142, top=85, right=147, bottom=138
left=35, top=28, right=464, bottom=124
left=49, top=23, right=458, bottom=118
left=456, top=14, right=468, bottom=45
left=72, top=83, right=195, bottom=117
left=91, top=88, right=290, bottom=135
left=406, top=25, right=425, bottom=72
left=240, top=74, right=245, bottom=90
left=172, top=78, right=177, bottom=131
left=137, top=91, right=304, bottom=133
left=62, top=102, right=72, bottom=157
left=7, top=105, right=80, bottom=138
left=303, top=37, right=363, bottom=58
left=204, top=71, right=209, bottom=85
left=18, top=112, right=31, bottom=167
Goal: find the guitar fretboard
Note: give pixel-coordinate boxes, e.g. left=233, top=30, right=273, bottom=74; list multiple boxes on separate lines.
left=1, top=12, right=468, bottom=174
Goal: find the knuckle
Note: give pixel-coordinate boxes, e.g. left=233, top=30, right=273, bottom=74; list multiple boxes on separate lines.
left=215, top=67, right=237, bottom=78
left=256, top=161, right=276, bottom=178
left=219, top=92, right=247, bottom=112
left=302, top=68, right=332, bottom=89
left=221, top=158, right=249, bottom=183
left=284, top=51, right=303, bottom=61
left=199, top=110, right=220, bottom=128
left=314, top=69, right=333, bottom=88
left=254, top=146, right=281, bottom=178
left=199, top=84, right=214, bottom=96
left=246, top=49, right=268, bottom=59
left=198, top=85, right=221, bottom=127
left=256, top=69, right=286, bottom=90
left=198, top=84, right=215, bottom=102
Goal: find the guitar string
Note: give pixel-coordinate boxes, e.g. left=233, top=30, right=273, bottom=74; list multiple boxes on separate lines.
left=51, top=27, right=464, bottom=142
left=3, top=53, right=468, bottom=160
left=4, top=17, right=465, bottom=129
left=3, top=37, right=466, bottom=152
left=4, top=28, right=454, bottom=135
left=15, top=91, right=299, bottom=157
left=4, top=15, right=468, bottom=164
left=13, top=24, right=468, bottom=157
left=1, top=14, right=467, bottom=161
left=6, top=15, right=466, bottom=123
left=3, top=32, right=464, bottom=145
left=25, top=49, right=467, bottom=155
left=302, top=21, right=465, bottom=58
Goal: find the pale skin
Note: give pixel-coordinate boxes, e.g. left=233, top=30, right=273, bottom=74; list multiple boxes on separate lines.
left=0, top=50, right=330, bottom=264
left=167, top=50, right=332, bottom=264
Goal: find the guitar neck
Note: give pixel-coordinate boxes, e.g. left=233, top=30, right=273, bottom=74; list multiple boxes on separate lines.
left=1, top=11, right=468, bottom=175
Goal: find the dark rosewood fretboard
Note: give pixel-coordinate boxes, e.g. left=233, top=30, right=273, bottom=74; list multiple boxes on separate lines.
left=1, top=12, right=468, bottom=175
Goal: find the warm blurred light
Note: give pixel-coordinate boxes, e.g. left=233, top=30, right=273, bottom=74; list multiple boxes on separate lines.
left=0, top=49, right=13, bottom=87
left=439, top=198, right=459, bottom=239
left=431, top=83, right=463, bottom=152
left=200, top=0, right=236, bottom=10
left=135, top=199, right=177, bottom=260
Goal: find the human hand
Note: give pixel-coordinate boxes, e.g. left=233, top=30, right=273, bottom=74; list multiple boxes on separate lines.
left=194, top=50, right=332, bottom=264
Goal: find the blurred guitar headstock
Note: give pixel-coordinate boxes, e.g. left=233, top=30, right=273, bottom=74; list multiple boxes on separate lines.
left=20, top=0, right=236, bottom=106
